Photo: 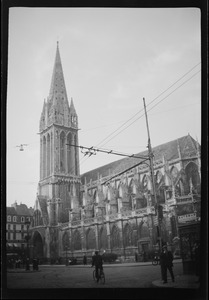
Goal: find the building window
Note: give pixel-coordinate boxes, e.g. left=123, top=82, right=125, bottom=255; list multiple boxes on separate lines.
left=21, top=216, right=25, bottom=223
left=13, top=216, right=17, bottom=222
left=21, top=225, right=24, bottom=239
left=7, top=216, right=11, bottom=222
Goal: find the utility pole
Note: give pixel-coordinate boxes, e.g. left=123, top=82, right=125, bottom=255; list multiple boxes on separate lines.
left=143, top=98, right=162, bottom=250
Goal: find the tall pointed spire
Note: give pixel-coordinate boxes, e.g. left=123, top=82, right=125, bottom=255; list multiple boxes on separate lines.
left=48, top=41, right=68, bottom=101
left=39, top=42, right=78, bottom=130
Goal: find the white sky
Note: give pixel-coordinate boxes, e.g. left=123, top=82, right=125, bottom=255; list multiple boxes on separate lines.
left=6, top=7, right=201, bottom=208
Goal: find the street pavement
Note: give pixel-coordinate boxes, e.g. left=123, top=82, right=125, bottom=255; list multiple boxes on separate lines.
left=4, top=260, right=205, bottom=300
left=6, top=259, right=200, bottom=289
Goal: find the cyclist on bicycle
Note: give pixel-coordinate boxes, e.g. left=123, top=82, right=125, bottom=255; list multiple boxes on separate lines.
left=91, top=251, right=103, bottom=283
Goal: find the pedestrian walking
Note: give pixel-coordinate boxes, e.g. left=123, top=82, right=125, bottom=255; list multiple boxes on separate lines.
left=83, top=254, right=87, bottom=265
left=135, top=252, right=138, bottom=262
left=160, top=245, right=175, bottom=283
left=25, top=258, right=30, bottom=271
left=33, top=258, right=39, bottom=270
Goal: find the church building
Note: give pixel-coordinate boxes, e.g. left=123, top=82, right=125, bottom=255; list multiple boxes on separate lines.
left=30, top=43, right=201, bottom=263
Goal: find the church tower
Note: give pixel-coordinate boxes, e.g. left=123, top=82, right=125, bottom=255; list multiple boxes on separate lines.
left=38, top=42, right=80, bottom=225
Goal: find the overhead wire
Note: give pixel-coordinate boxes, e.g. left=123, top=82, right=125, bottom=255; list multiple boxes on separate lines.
left=12, top=63, right=200, bottom=177
left=78, top=64, right=201, bottom=171
left=97, top=69, right=201, bottom=147
left=76, top=63, right=201, bottom=136
left=95, top=63, right=201, bottom=148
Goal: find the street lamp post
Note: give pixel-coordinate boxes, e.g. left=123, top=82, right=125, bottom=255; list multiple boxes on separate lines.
left=25, top=220, right=31, bottom=270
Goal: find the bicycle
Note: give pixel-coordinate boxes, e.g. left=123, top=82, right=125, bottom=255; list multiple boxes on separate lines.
left=152, top=255, right=160, bottom=266
left=93, top=267, right=105, bottom=284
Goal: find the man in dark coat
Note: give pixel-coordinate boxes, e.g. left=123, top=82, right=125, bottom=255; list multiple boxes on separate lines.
left=160, top=245, right=175, bottom=283
left=91, top=251, right=103, bottom=283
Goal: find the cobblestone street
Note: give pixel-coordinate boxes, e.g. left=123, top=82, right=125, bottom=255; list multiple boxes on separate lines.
left=4, top=261, right=203, bottom=299
left=6, top=263, right=162, bottom=289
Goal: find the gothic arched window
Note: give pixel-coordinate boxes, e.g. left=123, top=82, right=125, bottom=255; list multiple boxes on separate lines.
left=86, top=228, right=96, bottom=250
left=93, top=191, right=98, bottom=204
left=33, top=209, right=43, bottom=227
left=40, top=138, right=43, bottom=179
left=156, top=171, right=163, bottom=184
left=142, top=175, right=148, bottom=190
left=72, top=230, right=81, bottom=251
left=62, top=232, right=70, bottom=250
left=129, top=179, right=136, bottom=195
left=171, top=166, right=179, bottom=181
left=140, top=223, right=150, bottom=239
left=50, top=132, right=53, bottom=174
left=118, top=184, right=123, bottom=198
left=111, top=226, right=120, bottom=249
left=43, top=136, right=46, bottom=178
left=47, top=133, right=50, bottom=176
left=60, top=131, right=66, bottom=172
left=175, top=179, right=185, bottom=196
left=99, top=227, right=108, bottom=250
left=185, top=162, right=201, bottom=194
left=67, top=132, right=72, bottom=174
left=74, top=135, right=78, bottom=175
left=123, top=223, right=133, bottom=247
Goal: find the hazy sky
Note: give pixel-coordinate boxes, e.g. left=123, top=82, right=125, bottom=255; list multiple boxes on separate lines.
left=6, top=7, right=201, bottom=208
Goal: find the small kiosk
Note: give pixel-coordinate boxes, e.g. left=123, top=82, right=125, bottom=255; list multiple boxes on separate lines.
left=178, top=221, right=200, bottom=274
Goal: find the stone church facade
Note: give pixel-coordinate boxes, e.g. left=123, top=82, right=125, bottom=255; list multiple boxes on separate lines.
left=30, top=44, right=201, bottom=263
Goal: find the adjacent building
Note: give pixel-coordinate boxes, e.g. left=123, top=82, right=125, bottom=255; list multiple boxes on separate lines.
left=6, top=202, right=33, bottom=258
left=30, top=43, right=201, bottom=263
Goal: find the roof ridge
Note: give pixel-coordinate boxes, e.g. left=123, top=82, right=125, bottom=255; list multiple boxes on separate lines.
left=81, top=135, right=190, bottom=178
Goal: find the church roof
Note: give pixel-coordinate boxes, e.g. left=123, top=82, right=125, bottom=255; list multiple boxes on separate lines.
left=81, top=134, right=200, bottom=184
